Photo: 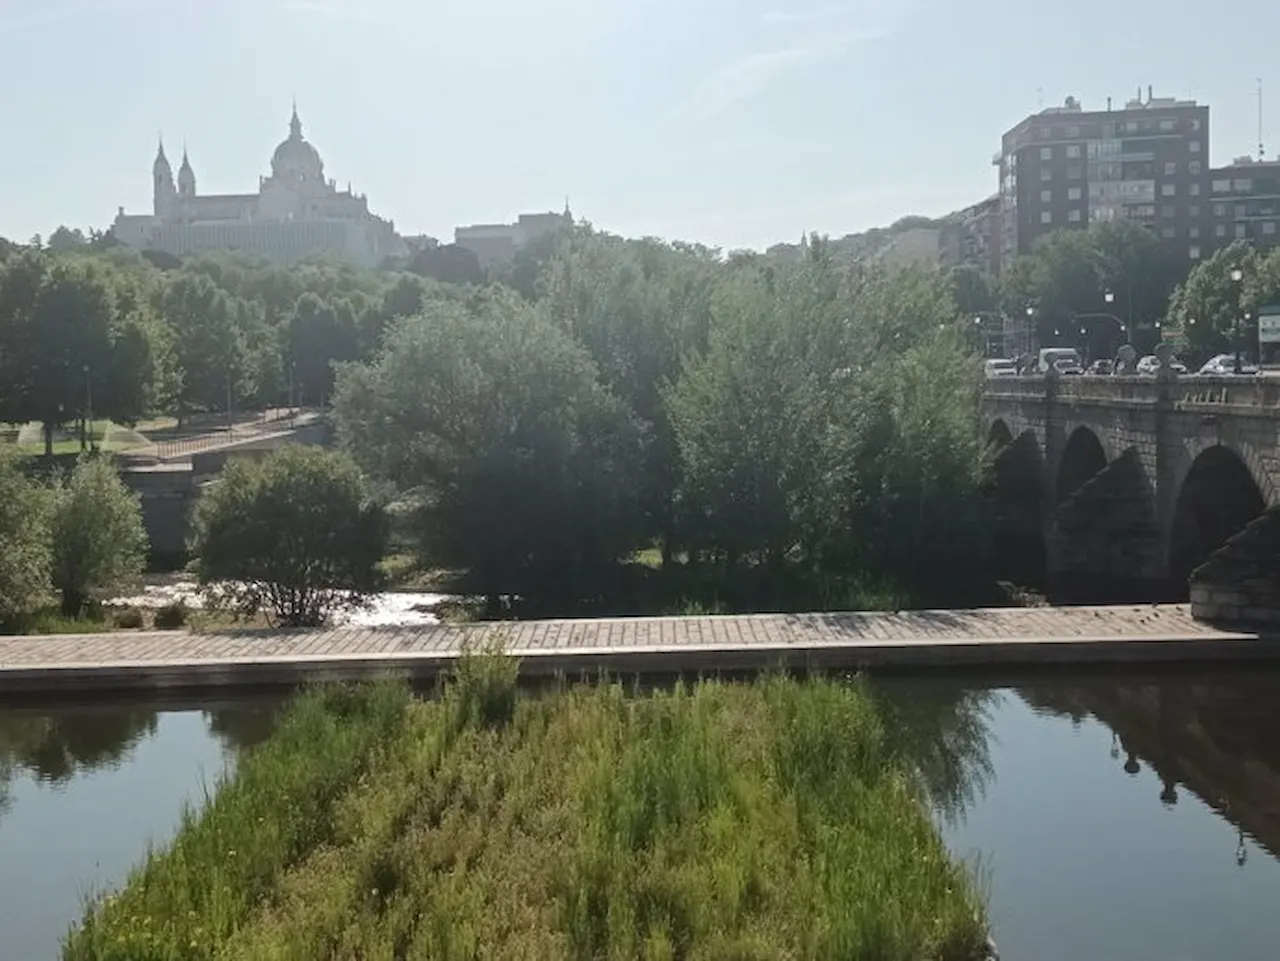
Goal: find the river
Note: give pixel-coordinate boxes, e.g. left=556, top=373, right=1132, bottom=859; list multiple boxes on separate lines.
left=3, top=670, right=1280, bottom=959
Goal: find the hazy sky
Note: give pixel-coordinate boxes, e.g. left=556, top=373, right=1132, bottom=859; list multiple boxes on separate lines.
left=1, top=0, right=1277, bottom=251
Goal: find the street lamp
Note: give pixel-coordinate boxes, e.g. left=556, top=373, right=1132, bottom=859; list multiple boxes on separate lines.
left=83, top=364, right=94, bottom=453
left=1230, top=266, right=1245, bottom=374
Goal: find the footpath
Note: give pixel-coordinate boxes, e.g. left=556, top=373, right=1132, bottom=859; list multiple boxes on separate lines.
left=0, top=604, right=1273, bottom=697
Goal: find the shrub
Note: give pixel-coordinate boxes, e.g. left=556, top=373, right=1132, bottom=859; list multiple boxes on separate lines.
left=111, top=606, right=145, bottom=629
left=191, top=446, right=387, bottom=628
left=49, top=456, right=148, bottom=617
left=153, top=601, right=188, bottom=629
left=0, top=450, right=53, bottom=623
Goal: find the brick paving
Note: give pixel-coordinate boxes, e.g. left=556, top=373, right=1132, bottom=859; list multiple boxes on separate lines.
left=0, top=604, right=1243, bottom=672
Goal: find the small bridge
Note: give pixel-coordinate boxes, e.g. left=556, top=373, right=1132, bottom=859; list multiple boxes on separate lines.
left=982, top=367, right=1280, bottom=621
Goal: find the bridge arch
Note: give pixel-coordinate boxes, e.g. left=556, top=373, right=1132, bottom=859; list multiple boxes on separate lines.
left=985, top=429, right=1048, bottom=587
left=988, top=419, right=1014, bottom=449
left=1168, top=445, right=1268, bottom=590
left=1056, top=427, right=1108, bottom=504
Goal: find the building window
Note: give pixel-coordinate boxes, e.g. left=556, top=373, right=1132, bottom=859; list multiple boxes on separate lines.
left=1040, top=147, right=1053, bottom=161
left=1164, top=162, right=1178, bottom=175
left=1067, top=165, right=1083, bottom=180
left=1159, top=119, right=1177, bottom=132
left=1069, top=210, right=1082, bottom=222
left=1216, top=224, right=1227, bottom=237
left=1190, top=245, right=1202, bottom=259
left=1190, top=141, right=1202, bottom=153
left=1191, top=118, right=1202, bottom=131
left=1123, top=121, right=1139, bottom=133
left=1189, top=161, right=1202, bottom=175
left=1040, top=189, right=1052, bottom=202
left=1236, top=204, right=1248, bottom=217
left=1162, top=226, right=1176, bottom=238
left=1190, top=183, right=1201, bottom=196
left=1041, top=168, right=1053, bottom=181
left=1066, top=125, right=1080, bottom=137
left=1066, top=145, right=1082, bottom=159
left=1040, top=127, right=1052, bottom=139
left=1234, top=179, right=1253, bottom=192
left=1213, top=180, right=1232, bottom=193
left=1041, top=211, right=1053, bottom=224
left=1190, top=225, right=1200, bottom=238
left=1162, top=205, right=1177, bottom=218
left=1068, top=187, right=1083, bottom=201
left=1265, top=221, right=1278, bottom=235
left=1214, top=203, right=1227, bottom=216
left=1162, top=183, right=1176, bottom=196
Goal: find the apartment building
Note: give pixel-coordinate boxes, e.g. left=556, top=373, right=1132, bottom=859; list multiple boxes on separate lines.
left=1206, top=157, right=1280, bottom=254
left=997, top=89, right=1209, bottom=262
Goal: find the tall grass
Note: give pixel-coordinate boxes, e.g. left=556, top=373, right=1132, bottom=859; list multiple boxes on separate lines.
left=64, top=668, right=989, bottom=960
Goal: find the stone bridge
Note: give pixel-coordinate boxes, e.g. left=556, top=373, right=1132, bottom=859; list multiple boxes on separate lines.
left=982, top=369, right=1280, bottom=621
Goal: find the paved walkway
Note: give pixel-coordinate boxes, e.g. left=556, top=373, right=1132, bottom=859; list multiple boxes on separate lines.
left=0, top=605, right=1272, bottom=696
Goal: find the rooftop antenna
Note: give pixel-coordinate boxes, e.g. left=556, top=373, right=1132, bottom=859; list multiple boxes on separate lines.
left=1258, top=78, right=1266, bottom=161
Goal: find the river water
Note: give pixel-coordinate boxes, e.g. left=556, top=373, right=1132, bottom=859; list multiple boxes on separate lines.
left=4, top=671, right=1280, bottom=959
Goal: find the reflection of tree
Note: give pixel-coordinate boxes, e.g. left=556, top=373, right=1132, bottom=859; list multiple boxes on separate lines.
left=872, top=680, right=998, bottom=823
left=0, top=709, right=157, bottom=784
left=204, top=706, right=281, bottom=754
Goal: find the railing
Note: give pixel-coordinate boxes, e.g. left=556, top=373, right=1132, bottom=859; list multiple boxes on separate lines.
left=984, top=375, right=1280, bottom=411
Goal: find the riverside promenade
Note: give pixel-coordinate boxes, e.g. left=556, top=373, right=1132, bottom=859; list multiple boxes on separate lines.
left=1, top=604, right=1276, bottom=697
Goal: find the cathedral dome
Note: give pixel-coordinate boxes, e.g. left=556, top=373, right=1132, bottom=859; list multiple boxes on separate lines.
left=271, top=105, right=324, bottom=184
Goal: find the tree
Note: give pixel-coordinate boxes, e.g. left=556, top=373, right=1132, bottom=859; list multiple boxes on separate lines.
left=334, top=291, right=643, bottom=611
left=0, top=451, right=52, bottom=623
left=49, top=456, right=148, bottom=616
left=409, top=243, right=486, bottom=286
left=191, top=446, right=387, bottom=627
left=1168, top=243, right=1280, bottom=363
left=287, top=292, right=359, bottom=406
left=159, top=272, right=250, bottom=418
left=0, top=251, right=159, bottom=455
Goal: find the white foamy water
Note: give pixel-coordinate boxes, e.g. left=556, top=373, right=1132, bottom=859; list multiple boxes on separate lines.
left=109, top=577, right=453, bottom=627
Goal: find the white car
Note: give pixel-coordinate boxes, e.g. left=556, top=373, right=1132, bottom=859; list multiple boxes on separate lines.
left=1198, top=353, right=1259, bottom=376
left=984, top=358, right=1018, bottom=379
left=1137, top=355, right=1188, bottom=376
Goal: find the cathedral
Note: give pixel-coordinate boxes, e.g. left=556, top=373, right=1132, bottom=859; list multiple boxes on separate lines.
left=112, top=106, right=401, bottom=268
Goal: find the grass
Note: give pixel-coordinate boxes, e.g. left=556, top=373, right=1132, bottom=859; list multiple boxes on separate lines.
left=63, top=664, right=990, bottom=960
left=1, top=420, right=149, bottom=455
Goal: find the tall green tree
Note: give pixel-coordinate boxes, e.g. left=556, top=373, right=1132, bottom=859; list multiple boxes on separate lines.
left=1168, top=243, right=1280, bottom=362
left=49, top=456, right=148, bottom=616
left=334, top=291, right=643, bottom=611
left=159, top=272, right=250, bottom=418
left=287, top=292, right=359, bottom=406
left=0, top=450, right=52, bottom=623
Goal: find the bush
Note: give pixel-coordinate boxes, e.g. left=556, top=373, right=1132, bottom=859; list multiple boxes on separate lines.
left=49, top=456, right=148, bottom=617
left=0, top=450, right=53, bottom=623
left=153, top=600, right=188, bottom=629
left=191, top=446, right=387, bottom=627
left=110, top=606, right=145, bottom=629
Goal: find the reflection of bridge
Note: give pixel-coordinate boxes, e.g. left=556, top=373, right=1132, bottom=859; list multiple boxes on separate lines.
left=1023, top=675, right=1280, bottom=863
left=983, top=372, right=1280, bottom=622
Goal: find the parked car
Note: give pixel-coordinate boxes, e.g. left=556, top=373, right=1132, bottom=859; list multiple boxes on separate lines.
left=1198, top=353, right=1260, bottom=376
left=1136, top=354, right=1188, bottom=376
left=1087, top=359, right=1114, bottom=375
left=984, top=358, right=1018, bottom=379
left=1038, top=347, right=1082, bottom=374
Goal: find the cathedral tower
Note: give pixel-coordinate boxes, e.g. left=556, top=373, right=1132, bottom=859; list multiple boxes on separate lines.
left=178, top=147, right=196, bottom=198
left=153, top=139, right=177, bottom=218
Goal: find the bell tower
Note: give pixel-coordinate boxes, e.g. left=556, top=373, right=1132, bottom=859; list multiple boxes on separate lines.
left=153, top=138, right=177, bottom=218
left=178, top=146, right=196, bottom=198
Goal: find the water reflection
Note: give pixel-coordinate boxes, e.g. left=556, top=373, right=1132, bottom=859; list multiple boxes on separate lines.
left=873, top=679, right=998, bottom=823
left=0, top=709, right=158, bottom=785
left=1021, top=673, right=1280, bottom=866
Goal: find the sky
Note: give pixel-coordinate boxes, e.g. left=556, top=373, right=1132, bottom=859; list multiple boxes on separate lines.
left=1, top=0, right=1278, bottom=252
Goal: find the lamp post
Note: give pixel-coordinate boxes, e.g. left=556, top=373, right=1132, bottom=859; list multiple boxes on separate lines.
left=83, top=364, right=94, bottom=453
left=1230, top=266, right=1245, bottom=374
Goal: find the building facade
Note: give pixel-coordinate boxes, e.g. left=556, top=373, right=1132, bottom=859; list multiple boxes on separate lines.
left=997, top=89, right=1209, bottom=263
left=112, top=107, right=400, bottom=268
left=454, top=210, right=571, bottom=268
left=1206, top=157, right=1280, bottom=252
left=940, top=194, right=1002, bottom=274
